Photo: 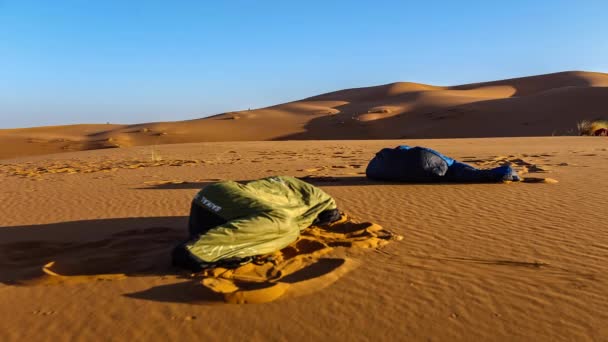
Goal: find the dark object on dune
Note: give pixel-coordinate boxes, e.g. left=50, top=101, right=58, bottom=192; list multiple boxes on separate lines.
left=577, top=119, right=608, bottom=136
left=593, top=128, right=608, bottom=136
left=172, top=176, right=340, bottom=272
left=366, top=146, right=519, bottom=183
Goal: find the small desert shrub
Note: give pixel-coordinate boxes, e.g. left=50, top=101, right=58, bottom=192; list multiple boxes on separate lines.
left=577, top=119, right=608, bottom=136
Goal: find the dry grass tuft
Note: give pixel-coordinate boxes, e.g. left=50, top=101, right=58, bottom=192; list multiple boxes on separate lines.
left=577, top=119, right=608, bottom=136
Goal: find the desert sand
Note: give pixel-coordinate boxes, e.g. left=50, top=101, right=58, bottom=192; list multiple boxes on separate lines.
left=1, top=137, right=607, bottom=341
left=1, top=71, right=608, bottom=159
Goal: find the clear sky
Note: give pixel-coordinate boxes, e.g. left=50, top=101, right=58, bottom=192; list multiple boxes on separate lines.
left=1, top=0, right=607, bottom=128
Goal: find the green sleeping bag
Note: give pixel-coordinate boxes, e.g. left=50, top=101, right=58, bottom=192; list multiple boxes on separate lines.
left=180, top=176, right=337, bottom=265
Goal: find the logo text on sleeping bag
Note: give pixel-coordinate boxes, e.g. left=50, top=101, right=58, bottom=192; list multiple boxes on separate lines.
left=196, top=195, right=222, bottom=212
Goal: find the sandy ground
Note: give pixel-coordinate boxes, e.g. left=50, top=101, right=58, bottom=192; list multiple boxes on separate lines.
left=1, top=137, right=607, bottom=341
left=2, top=71, right=607, bottom=159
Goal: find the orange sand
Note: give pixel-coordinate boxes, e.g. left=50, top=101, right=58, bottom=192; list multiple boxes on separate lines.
left=1, top=137, right=607, bottom=341
left=2, top=71, right=607, bottom=159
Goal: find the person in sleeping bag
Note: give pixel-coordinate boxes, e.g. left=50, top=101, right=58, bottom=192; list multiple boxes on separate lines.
left=172, top=176, right=341, bottom=271
left=365, top=145, right=519, bottom=183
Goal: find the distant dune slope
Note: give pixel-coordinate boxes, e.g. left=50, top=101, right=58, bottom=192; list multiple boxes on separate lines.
left=1, top=71, right=607, bottom=159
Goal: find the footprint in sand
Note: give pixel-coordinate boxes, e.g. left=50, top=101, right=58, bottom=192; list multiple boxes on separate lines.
left=31, top=310, right=57, bottom=316
left=520, top=164, right=548, bottom=173
left=170, top=315, right=197, bottom=321
left=1, top=158, right=202, bottom=178
left=328, top=164, right=363, bottom=170
left=464, top=155, right=550, bottom=174
left=302, top=167, right=326, bottom=172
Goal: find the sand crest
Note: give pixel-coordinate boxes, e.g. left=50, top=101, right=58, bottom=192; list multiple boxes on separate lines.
left=2, top=71, right=607, bottom=159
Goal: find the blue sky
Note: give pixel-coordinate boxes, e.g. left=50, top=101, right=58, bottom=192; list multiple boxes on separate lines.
left=1, top=0, right=607, bottom=128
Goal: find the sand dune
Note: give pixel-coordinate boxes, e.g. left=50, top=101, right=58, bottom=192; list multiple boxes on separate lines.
left=1, top=137, right=607, bottom=340
left=1, top=70, right=606, bottom=340
left=2, top=71, right=607, bottom=159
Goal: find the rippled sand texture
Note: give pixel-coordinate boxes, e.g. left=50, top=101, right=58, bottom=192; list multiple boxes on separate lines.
left=1, top=137, right=607, bottom=341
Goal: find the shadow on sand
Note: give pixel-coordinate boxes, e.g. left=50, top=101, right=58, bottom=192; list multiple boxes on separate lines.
left=135, top=176, right=519, bottom=190
left=0, top=217, right=189, bottom=284
left=0, top=216, right=231, bottom=303
left=0, top=216, right=351, bottom=304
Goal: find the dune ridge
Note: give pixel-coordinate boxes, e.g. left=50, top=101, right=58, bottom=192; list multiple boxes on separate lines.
left=1, top=71, right=607, bottom=159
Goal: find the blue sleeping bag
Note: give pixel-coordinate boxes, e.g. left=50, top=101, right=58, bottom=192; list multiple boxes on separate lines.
left=366, top=145, right=519, bottom=183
